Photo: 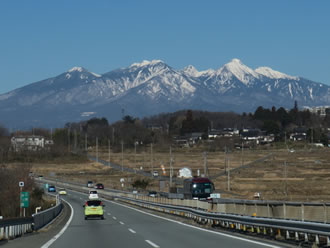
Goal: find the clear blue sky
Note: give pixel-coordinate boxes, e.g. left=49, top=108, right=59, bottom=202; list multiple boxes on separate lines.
left=0, top=0, right=329, bottom=94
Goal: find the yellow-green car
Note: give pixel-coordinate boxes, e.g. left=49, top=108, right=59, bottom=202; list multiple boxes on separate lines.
left=84, top=200, right=105, bottom=220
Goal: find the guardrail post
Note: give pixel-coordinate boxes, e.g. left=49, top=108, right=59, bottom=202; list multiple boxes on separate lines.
left=324, top=203, right=327, bottom=224
left=301, top=203, right=304, bottom=221
left=9, top=226, right=13, bottom=239
left=4, top=226, right=8, bottom=240
left=286, top=230, right=290, bottom=240
left=315, top=234, right=320, bottom=245
left=283, top=203, right=286, bottom=219
left=267, top=203, right=270, bottom=217
left=304, top=233, right=308, bottom=242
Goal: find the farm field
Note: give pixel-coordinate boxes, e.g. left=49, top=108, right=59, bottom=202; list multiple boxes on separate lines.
left=31, top=143, right=330, bottom=202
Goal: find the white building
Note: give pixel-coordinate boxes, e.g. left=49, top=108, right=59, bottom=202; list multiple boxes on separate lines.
left=11, top=135, right=53, bottom=151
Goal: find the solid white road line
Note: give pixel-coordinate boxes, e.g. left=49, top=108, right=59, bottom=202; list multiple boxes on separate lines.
left=108, top=200, right=281, bottom=248
left=119, top=221, right=124, bottom=225
left=145, top=240, right=160, bottom=248
left=40, top=199, right=74, bottom=248
left=128, top=228, right=136, bottom=234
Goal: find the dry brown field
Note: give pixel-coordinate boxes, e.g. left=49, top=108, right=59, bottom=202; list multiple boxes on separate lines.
left=30, top=143, right=330, bottom=202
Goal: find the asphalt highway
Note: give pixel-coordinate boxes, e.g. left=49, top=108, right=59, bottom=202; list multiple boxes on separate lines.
left=41, top=190, right=284, bottom=248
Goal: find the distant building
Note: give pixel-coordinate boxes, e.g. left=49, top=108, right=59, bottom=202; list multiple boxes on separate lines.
left=208, top=129, right=222, bottom=139
left=303, top=106, right=330, bottom=117
left=289, top=127, right=308, bottom=141
left=11, top=135, right=53, bottom=151
left=240, top=128, right=273, bottom=145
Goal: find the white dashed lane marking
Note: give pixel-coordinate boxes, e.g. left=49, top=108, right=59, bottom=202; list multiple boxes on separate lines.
left=119, top=221, right=124, bottom=225
left=128, top=228, right=136, bottom=234
left=145, top=240, right=160, bottom=248
left=113, top=216, right=117, bottom=220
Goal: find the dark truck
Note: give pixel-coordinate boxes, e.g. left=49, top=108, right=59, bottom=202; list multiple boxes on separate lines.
left=183, top=177, right=214, bottom=199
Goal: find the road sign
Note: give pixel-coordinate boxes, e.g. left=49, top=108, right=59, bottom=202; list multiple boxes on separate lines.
left=20, top=192, right=29, bottom=208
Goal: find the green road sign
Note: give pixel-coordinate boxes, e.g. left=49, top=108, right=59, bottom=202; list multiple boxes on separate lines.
left=20, top=192, right=29, bottom=208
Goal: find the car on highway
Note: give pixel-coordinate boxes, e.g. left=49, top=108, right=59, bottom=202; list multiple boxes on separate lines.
left=89, top=190, right=98, bottom=200
left=48, top=185, right=56, bottom=192
left=153, top=171, right=159, bottom=177
left=87, top=181, right=93, bottom=188
left=59, top=188, right=67, bottom=195
left=83, top=200, right=105, bottom=220
left=148, top=191, right=157, bottom=197
left=94, top=183, right=104, bottom=189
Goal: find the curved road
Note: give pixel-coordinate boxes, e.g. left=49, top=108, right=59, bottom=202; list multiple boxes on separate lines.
left=39, top=190, right=284, bottom=248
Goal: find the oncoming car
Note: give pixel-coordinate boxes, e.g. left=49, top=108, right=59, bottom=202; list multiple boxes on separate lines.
left=87, top=181, right=93, bottom=188
left=59, top=188, right=67, bottom=195
left=89, top=190, right=98, bottom=200
left=83, top=200, right=105, bottom=220
left=48, top=185, right=56, bottom=192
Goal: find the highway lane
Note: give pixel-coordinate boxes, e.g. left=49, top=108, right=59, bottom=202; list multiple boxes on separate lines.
left=45, top=190, right=283, bottom=248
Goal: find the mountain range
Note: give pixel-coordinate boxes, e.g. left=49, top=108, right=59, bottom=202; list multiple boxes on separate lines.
left=1, top=59, right=329, bottom=129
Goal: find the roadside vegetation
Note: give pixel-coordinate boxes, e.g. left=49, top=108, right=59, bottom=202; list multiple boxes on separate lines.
left=0, top=164, right=54, bottom=218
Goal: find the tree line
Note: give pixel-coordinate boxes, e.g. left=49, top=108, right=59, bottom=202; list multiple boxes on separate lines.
left=0, top=101, right=329, bottom=159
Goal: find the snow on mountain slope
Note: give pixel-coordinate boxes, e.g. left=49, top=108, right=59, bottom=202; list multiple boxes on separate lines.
left=216, top=58, right=260, bottom=85
left=255, top=67, right=298, bottom=80
left=0, top=58, right=329, bottom=129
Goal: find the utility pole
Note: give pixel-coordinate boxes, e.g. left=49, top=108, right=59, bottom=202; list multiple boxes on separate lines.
left=134, top=142, right=137, bottom=173
left=96, top=137, right=98, bottom=163
left=150, top=143, right=153, bottom=177
left=241, top=141, right=244, bottom=166
left=67, top=127, right=69, bottom=151
left=227, top=156, right=230, bottom=191
left=112, top=127, right=115, bottom=145
left=108, top=139, right=111, bottom=165
left=284, top=161, right=288, bottom=197
left=74, top=129, right=77, bottom=151
left=170, top=146, right=173, bottom=187
left=85, top=133, right=87, bottom=151
left=224, top=146, right=227, bottom=173
left=203, top=152, right=208, bottom=177
left=311, top=128, right=314, bottom=144
left=121, top=141, right=124, bottom=172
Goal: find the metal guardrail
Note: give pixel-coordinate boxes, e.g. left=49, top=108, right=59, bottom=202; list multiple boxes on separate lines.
left=32, top=199, right=63, bottom=230
left=119, top=196, right=330, bottom=246
left=0, top=217, right=33, bottom=240
left=0, top=193, right=63, bottom=241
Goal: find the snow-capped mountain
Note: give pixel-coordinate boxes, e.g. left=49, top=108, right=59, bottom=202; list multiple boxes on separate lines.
left=0, top=59, right=329, bottom=129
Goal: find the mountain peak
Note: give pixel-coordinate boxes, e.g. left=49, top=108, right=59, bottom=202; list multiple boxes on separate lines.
left=130, top=60, right=164, bottom=68
left=230, top=58, right=242, bottom=64
left=182, top=65, right=199, bottom=76
left=68, top=66, right=87, bottom=73
left=182, top=65, right=215, bottom=77
left=67, top=66, right=101, bottom=77
left=255, top=66, right=298, bottom=80
left=219, top=58, right=259, bottom=84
